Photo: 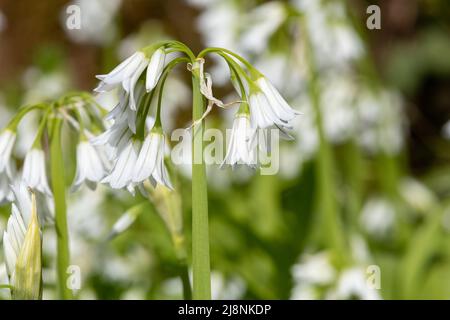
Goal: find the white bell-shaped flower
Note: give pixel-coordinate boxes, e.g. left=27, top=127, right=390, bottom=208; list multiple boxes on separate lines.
left=223, top=114, right=257, bottom=168
left=132, top=131, right=173, bottom=189
left=22, top=149, right=52, bottom=197
left=72, top=141, right=109, bottom=191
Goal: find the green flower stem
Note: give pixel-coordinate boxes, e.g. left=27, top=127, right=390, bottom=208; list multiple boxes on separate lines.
left=191, top=62, right=211, bottom=300
left=301, top=20, right=347, bottom=265
left=50, top=116, right=72, bottom=300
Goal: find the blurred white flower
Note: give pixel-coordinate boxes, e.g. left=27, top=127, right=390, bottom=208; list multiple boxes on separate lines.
left=360, top=197, right=395, bottom=238
left=321, top=75, right=358, bottom=143
left=23, top=69, right=69, bottom=103
left=291, top=97, right=318, bottom=161
left=294, top=0, right=363, bottom=68
left=196, top=1, right=240, bottom=51
left=328, top=267, right=381, bottom=300
left=185, top=0, right=220, bottom=7
left=254, top=53, right=304, bottom=98
left=399, top=177, right=436, bottom=214
left=357, top=90, right=405, bottom=155
left=108, top=205, right=141, bottom=239
left=239, top=2, right=286, bottom=54
left=291, top=252, right=336, bottom=286
left=62, top=0, right=121, bottom=45
left=211, top=272, right=246, bottom=300
left=290, top=251, right=336, bottom=300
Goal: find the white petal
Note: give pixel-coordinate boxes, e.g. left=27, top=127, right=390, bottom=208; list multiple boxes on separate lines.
left=146, top=49, right=166, bottom=92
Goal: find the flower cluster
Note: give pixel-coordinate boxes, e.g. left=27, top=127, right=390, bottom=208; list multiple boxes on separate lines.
left=92, top=45, right=172, bottom=192
left=92, top=41, right=298, bottom=185
left=194, top=50, right=299, bottom=167
left=0, top=94, right=110, bottom=206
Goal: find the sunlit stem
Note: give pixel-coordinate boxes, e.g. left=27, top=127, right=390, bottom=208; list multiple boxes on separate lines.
left=191, top=60, right=211, bottom=300
left=50, top=115, right=72, bottom=300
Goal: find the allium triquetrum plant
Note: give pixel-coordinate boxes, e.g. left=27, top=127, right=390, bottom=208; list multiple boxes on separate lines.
left=92, top=40, right=299, bottom=299
left=0, top=41, right=298, bottom=300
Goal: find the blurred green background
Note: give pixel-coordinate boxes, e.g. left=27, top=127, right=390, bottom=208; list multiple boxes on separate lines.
left=0, top=0, right=449, bottom=300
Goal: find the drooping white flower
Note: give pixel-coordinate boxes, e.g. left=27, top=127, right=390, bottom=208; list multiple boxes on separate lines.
left=257, top=77, right=298, bottom=123
left=72, top=141, right=109, bottom=191
left=360, top=197, right=395, bottom=238
left=132, top=132, right=173, bottom=189
left=0, top=129, right=16, bottom=173
left=102, top=138, right=141, bottom=189
left=223, top=114, right=257, bottom=168
left=293, top=0, right=363, bottom=68
left=22, top=149, right=52, bottom=197
left=95, top=52, right=147, bottom=92
left=238, top=2, right=286, bottom=54
left=248, top=77, right=298, bottom=130
left=95, top=49, right=167, bottom=111
left=62, top=0, right=121, bottom=45
left=146, top=48, right=166, bottom=92
left=3, top=188, right=42, bottom=300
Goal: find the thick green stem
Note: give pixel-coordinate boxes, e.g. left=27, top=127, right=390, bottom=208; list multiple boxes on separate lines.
left=191, top=63, right=211, bottom=300
left=50, top=116, right=72, bottom=300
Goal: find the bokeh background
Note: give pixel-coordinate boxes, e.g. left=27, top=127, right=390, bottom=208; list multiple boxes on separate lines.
left=0, top=0, right=449, bottom=299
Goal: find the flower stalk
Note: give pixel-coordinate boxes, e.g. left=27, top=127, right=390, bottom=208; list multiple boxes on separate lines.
left=49, top=115, right=72, bottom=300
left=191, top=60, right=211, bottom=300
